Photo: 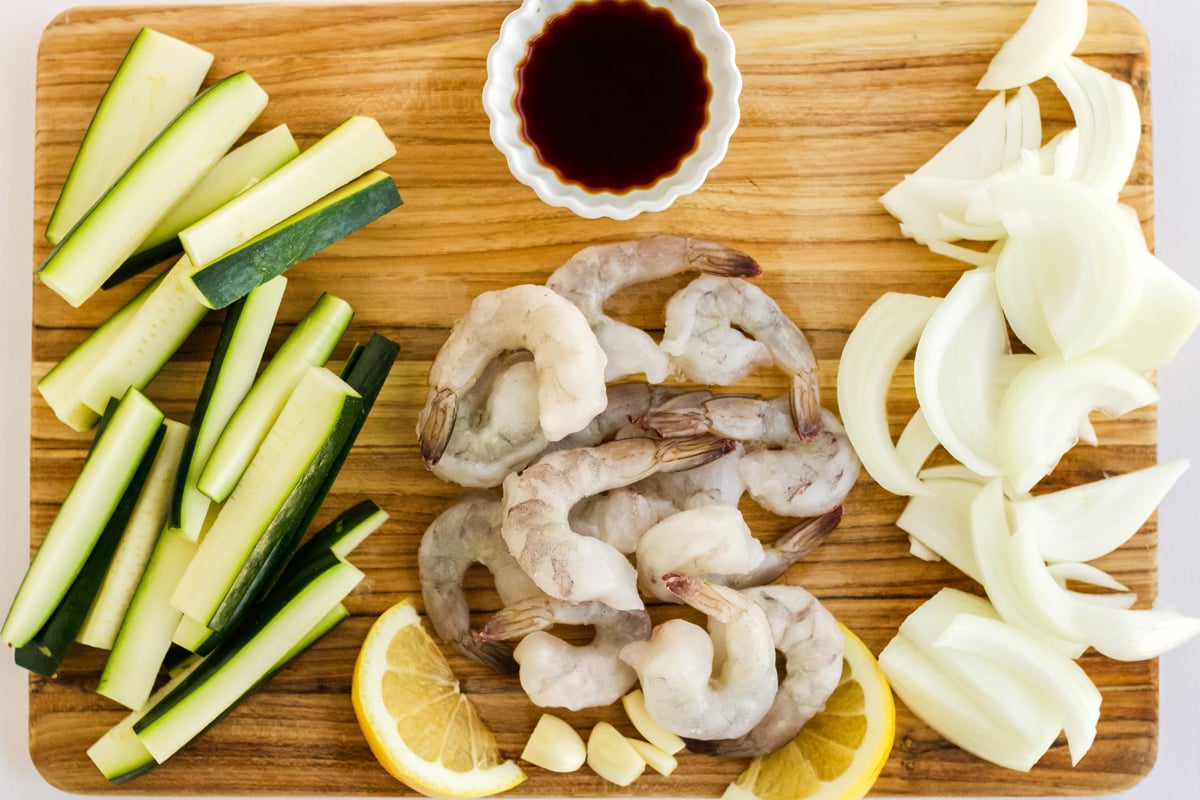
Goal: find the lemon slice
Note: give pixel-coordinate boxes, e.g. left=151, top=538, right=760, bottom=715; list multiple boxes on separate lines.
left=723, top=623, right=895, bottom=800
left=352, top=599, right=526, bottom=797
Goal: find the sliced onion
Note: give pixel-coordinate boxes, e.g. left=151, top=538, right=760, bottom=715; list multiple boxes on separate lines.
left=1050, top=57, right=1142, bottom=197
left=1099, top=252, right=1200, bottom=373
left=996, top=354, right=1159, bottom=494
left=934, top=613, right=1100, bottom=765
left=925, top=237, right=1003, bottom=268
left=978, top=0, right=1089, bottom=91
left=1010, top=459, right=1189, bottom=563
left=895, top=409, right=938, bottom=475
left=913, top=92, right=1009, bottom=180
left=897, top=478, right=984, bottom=582
left=908, top=536, right=943, bottom=563
left=837, top=293, right=941, bottom=496
left=914, top=269, right=1008, bottom=477
left=1045, top=562, right=1136, bottom=609
left=989, top=176, right=1145, bottom=359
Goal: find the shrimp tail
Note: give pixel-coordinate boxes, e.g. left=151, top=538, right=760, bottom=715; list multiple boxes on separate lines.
left=419, top=388, right=458, bottom=468
left=635, top=408, right=711, bottom=438
left=682, top=734, right=771, bottom=758
left=772, top=505, right=844, bottom=560
left=454, top=636, right=520, bottom=675
left=655, top=436, right=738, bottom=470
left=689, top=241, right=764, bottom=279
left=662, top=573, right=739, bottom=623
left=475, top=599, right=555, bottom=642
left=789, top=372, right=823, bottom=440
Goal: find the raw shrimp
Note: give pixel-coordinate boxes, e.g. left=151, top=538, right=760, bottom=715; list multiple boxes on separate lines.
left=686, top=585, right=845, bottom=757
left=660, top=275, right=821, bottom=437
left=568, top=436, right=746, bottom=554
left=418, top=283, right=608, bottom=468
left=546, top=235, right=762, bottom=383
left=619, top=574, right=779, bottom=741
left=547, top=382, right=708, bottom=452
left=636, top=505, right=843, bottom=603
left=417, top=494, right=542, bottom=674
left=640, top=395, right=860, bottom=518
left=502, top=436, right=736, bottom=610
left=430, top=353, right=545, bottom=488
left=475, top=597, right=651, bottom=711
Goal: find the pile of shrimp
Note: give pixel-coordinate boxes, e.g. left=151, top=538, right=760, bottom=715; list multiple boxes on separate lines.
left=415, top=235, right=859, bottom=758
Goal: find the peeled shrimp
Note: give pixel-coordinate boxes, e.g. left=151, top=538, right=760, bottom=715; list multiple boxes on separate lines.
left=660, top=275, right=821, bottom=437
left=429, top=353, right=545, bottom=488
left=418, top=284, right=608, bottom=468
left=417, top=494, right=541, bottom=673
left=546, top=236, right=762, bottom=383
left=686, top=585, right=845, bottom=757
left=568, top=441, right=746, bottom=554
left=619, top=574, right=779, bottom=741
left=636, top=505, right=843, bottom=603
left=502, top=436, right=736, bottom=610
left=476, top=597, right=651, bottom=711
left=640, top=395, right=860, bottom=518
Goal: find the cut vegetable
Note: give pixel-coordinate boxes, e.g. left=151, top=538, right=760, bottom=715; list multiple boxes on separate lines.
left=977, top=0, right=1088, bottom=91
left=521, top=714, right=587, bottom=773
left=288, top=500, right=388, bottom=575
left=14, top=424, right=164, bottom=675
left=37, top=274, right=163, bottom=432
left=837, top=292, right=941, bottom=496
left=172, top=367, right=362, bottom=629
left=170, top=276, right=287, bottom=542
left=627, top=739, right=677, bottom=777
left=1049, top=57, right=1142, bottom=198
left=198, top=292, right=353, bottom=502
left=38, top=71, right=268, bottom=307
left=45, top=29, right=213, bottom=244
left=896, top=478, right=984, bottom=582
left=1099, top=252, right=1200, bottom=373
left=78, top=420, right=189, bottom=650
left=586, top=722, right=645, bottom=787
left=621, top=689, right=686, bottom=755
left=187, top=170, right=402, bottom=309
left=179, top=116, right=396, bottom=267
left=78, top=255, right=211, bottom=414
left=105, top=124, right=301, bottom=288
left=3, top=390, right=164, bottom=648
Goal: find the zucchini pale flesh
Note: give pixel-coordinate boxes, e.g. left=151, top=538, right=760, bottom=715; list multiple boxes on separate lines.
left=197, top=292, right=353, bottom=502
left=14, top=425, right=165, bottom=675
left=105, top=125, right=301, bottom=289
left=3, top=390, right=164, bottom=648
left=170, top=276, right=287, bottom=542
left=187, top=170, right=402, bottom=309
left=45, top=29, right=213, bottom=245
left=38, top=71, right=268, bottom=307
left=179, top=115, right=396, bottom=268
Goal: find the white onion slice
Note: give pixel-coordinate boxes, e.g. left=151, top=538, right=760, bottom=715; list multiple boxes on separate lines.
left=909, top=535, right=943, bottom=563
left=914, top=92, right=1009, bottom=180
left=1050, top=57, right=1142, bottom=197
left=895, top=409, right=939, bottom=475
left=837, top=293, right=941, bottom=496
left=897, top=478, right=984, bottom=582
left=1099, top=253, right=1200, bottom=373
left=914, top=269, right=1008, bottom=477
left=990, top=176, right=1145, bottom=359
left=934, top=614, right=1100, bottom=765
left=978, top=0, right=1089, bottom=91
left=996, top=354, right=1159, bottom=493
left=971, top=480, right=1088, bottom=656
left=1045, top=562, right=1136, bottom=609
left=1017, top=85, right=1043, bottom=151
left=1011, top=459, right=1189, bottom=563
left=925, top=237, right=1003, bottom=268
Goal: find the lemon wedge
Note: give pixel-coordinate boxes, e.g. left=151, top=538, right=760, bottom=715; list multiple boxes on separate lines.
left=723, top=623, right=895, bottom=800
left=352, top=599, right=526, bottom=797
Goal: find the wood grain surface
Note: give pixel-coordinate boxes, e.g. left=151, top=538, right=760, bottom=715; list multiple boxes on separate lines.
left=27, top=1, right=1158, bottom=796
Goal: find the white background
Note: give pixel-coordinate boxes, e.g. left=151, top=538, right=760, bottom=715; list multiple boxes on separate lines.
left=2, top=1, right=1196, bottom=799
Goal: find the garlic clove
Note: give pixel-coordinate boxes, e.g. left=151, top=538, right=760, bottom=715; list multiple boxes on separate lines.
left=621, top=689, right=685, bottom=755
left=586, top=722, right=646, bottom=787
left=520, top=713, right=586, bottom=773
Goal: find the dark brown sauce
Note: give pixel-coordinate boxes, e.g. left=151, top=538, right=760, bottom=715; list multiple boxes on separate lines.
left=516, top=0, right=711, bottom=194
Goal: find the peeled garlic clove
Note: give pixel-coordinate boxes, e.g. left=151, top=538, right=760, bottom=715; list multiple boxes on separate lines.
left=587, top=722, right=645, bottom=787
left=620, top=689, right=685, bottom=755
left=521, top=713, right=586, bottom=773
left=627, top=738, right=677, bottom=777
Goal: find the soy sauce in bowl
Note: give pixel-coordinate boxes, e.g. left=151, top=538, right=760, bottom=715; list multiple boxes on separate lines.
left=515, top=0, right=712, bottom=194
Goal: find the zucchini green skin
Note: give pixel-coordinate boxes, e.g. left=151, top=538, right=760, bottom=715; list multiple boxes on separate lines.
left=15, top=425, right=165, bottom=675
left=46, top=29, right=214, bottom=245
left=3, top=390, right=164, bottom=648
left=188, top=171, right=402, bottom=309
left=291, top=499, right=388, bottom=569
left=38, top=71, right=268, bottom=308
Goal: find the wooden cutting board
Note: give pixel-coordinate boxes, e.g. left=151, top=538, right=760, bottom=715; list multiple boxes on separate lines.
left=27, top=0, right=1159, bottom=796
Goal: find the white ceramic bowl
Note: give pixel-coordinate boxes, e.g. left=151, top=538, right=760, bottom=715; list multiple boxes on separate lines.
left=483, top=0, right=742, bottom=221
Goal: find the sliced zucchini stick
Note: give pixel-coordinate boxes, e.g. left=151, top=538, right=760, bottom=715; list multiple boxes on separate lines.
left=38, top=71, right=268, bottom=307
left=105, top=125, right=301, bottom=289
left=37, top=274, right=163, bottom=432
left=14, top=424, right=165, bottom=675
left=46, top=29, right=213, bottom=244
left=187, top=170, right=402, bottom=308
left=178, top=116, right=396, bottom=268
left=170, top=276, right=288, bottom=543
left=3, top=390, right=164, bottom=648
left=291, top=499, right=388, bottom=571
left=77, top=420, right=190, bottom=650
left=197, top=292, right=353, bottom=502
